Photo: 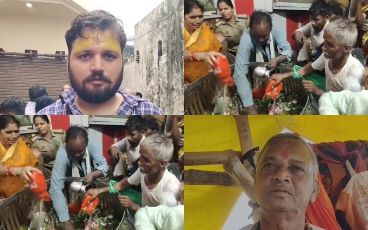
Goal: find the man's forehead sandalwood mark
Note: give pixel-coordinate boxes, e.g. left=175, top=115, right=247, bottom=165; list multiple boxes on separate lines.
left=71, top=30, right=121, bottom=55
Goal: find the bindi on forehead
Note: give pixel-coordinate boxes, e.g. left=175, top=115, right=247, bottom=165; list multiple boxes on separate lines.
left=277, top=140, right=294, bottom=159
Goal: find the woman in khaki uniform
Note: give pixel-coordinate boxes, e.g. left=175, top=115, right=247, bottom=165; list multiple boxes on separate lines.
left=215, top=0, right=248, bottom=56
left=31, top=115, right=64, bottom=174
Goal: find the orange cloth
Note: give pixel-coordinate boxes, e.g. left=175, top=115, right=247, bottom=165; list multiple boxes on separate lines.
left=306, top=174, right=342, bottom=230
left=335, top=171, right=368, bottom=230
left=184, top=23, right=222, bottom=83
left=0, top=138, right=38, bottom=197
left=312, top=141, right=368, bottom=205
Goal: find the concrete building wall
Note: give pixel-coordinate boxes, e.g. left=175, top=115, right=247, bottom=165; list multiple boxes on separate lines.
left=72, top=0, right=101, bottom=12
left=0, top=14, right=77, bottom=54
left=134, top=0, right=183, bottom=114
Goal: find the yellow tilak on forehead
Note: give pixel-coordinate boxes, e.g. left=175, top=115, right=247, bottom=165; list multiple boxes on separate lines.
left=71, top=30, right=121, bottom=55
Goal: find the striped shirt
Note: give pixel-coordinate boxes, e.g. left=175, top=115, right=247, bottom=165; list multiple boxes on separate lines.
left=37, top=89, right=163, bottom=115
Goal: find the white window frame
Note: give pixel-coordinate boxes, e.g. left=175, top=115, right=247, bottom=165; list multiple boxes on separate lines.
left=272, top=0, right=312, bottom=11
left=89, top=116, right=128, bottom=126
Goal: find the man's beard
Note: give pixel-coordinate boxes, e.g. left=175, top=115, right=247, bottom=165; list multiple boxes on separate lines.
left=68, top=65, right=123, bottom=104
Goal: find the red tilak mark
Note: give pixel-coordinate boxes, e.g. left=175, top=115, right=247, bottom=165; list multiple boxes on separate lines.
left=280, top=150, right=289, bottom=159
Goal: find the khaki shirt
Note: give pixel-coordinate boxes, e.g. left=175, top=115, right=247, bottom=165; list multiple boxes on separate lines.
left=215, top=16, right=249, bottom=55
left=31, top=131, right=64, bottom=168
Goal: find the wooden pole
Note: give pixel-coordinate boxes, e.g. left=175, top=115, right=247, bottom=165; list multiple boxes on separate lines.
left=234, top=115, right=253, bottom=154
left=223, top=155, right=256, bottom=202
left=184, top=170, right=236, bottom=186
left=185, top=150, right=241, bottom=165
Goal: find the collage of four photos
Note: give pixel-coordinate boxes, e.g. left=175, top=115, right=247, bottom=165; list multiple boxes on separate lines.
left=0, top=0, right=368, bottom=229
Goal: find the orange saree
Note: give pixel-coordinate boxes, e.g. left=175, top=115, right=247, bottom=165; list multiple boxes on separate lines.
left=0, top=138, right=38, bottom=197
left=184, top=23, right=222, bottom=83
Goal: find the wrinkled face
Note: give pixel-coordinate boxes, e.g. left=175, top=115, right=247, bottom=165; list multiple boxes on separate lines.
left=322, top=31, right=346, bottom=59
left=66, top=137, right=87, bottom=161
left=68, top=28, right=124, bottom=104
left=251, top=22, right=271, bottom=46
left=34, top=117, right=50, bottom=136
left=311, top=15, right=327, bottom=32
left=218, top=2, right=234, bottom=21
left=0, top=122, right=19, bottom=148
left=255, top=138, right=317, bottom=213
left=138, top=144, right=161, bottom=174
left=127, top=130, right=144, bottom=146
left=184, top=7, right=204, bottom=33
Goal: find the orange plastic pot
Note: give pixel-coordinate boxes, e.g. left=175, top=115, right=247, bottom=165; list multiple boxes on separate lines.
left=81, top=194, right=99, bottom=215
left=214, top=56, right=234, bottom=86
left=28, top=171, right=51, bottom=201
left=264, top=79, right=283, bottom=100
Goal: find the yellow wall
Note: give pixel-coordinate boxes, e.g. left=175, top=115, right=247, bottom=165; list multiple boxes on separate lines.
left=185, top=115, right=368, bottom=230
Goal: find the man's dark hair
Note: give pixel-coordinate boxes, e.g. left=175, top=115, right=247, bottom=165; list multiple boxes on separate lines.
left=328, top=1, right=343, bottom=17
left=144, top=116, right=160, bottom=132
left=29, top=85, right=48, bottom=102
left=126, top=116, right=145, bottom=133
left=0, top=115, right=20, bottom=131
left=184, top=0, right=205, bottom=15
left=249, top=11, right=272, bottom=30
left=65, top=126, right=88, bottom=145
left=35, top=96, right=56, bottom=113
left=65, top=10, right=127, bottom=54
left=0, top=97, right=26, bottom=115
left=309, top=0, right=330, bottom=19
left=217, top=0, right=234, bottom=9
left=135, top=92, right=143, bottom=98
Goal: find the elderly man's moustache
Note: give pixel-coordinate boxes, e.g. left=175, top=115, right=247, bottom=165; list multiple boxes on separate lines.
left=84, top=74, right=111, bottom=83
left=267, top=183, right=293, bottom=193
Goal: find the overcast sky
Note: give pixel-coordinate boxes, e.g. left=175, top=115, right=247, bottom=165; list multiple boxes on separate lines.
left=75, top=0, right=164, bottom=42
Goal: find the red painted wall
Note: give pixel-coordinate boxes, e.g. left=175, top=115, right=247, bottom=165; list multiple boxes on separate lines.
left=286, top=11, right=309, bottom=48
left=50, top=115, right=70, bottom=130
left=234, top=0, right=254, bottom=15
left=102, top=126, right=125, bottom=166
